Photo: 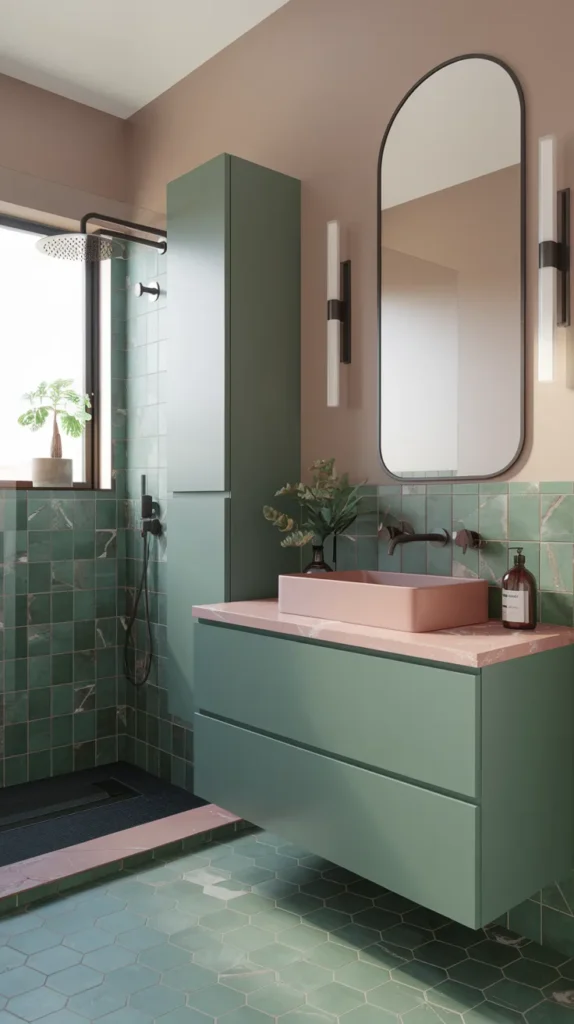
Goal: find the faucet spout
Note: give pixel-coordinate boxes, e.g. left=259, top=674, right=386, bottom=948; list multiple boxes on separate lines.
left=388, top=529, right=450, bottom=556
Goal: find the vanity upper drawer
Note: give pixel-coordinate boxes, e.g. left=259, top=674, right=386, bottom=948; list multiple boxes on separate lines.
left=194, top=623, right=479, bottom=797
left=194, top=713, right=479, bottom=927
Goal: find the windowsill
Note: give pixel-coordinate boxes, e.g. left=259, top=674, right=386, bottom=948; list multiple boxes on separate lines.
left=0, top=481, right=112, bottom=492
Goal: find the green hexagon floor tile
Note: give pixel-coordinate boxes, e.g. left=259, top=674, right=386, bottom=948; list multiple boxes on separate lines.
left=0, top=829, right=572, bottom=1022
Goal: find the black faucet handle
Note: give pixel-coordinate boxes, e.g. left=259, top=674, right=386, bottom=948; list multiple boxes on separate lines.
left=454, top=529, right=483, bottom=555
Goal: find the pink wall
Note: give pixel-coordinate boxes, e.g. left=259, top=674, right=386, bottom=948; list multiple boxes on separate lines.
left=0, top=73, right=130, bottom=221
left=127, top=0, right=574, bottom=483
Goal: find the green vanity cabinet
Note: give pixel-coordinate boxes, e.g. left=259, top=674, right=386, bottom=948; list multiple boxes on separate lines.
left=166, top=155, right=301, bottom=722
left=193, top=620, right=574, bottom=929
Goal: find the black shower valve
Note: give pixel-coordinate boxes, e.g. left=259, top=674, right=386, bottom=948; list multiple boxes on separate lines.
left=142, top=518, right=162, bottom=537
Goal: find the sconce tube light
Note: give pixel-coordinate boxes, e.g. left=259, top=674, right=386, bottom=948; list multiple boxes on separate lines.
left=326, top=220, right=352, bottom=407
left=538, top=135, right=571, bottom=383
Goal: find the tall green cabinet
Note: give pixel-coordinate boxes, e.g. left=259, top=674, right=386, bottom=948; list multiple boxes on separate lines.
left=166, top=154, right=301, bottom=723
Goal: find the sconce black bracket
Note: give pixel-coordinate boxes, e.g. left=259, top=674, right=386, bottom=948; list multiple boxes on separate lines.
left=539, top=187, right=571, bottom=327
left=326, top=259, right=352, bottom=365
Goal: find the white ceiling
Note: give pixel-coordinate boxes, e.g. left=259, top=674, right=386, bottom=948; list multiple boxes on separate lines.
left=0, top=0, right=290, bottom=117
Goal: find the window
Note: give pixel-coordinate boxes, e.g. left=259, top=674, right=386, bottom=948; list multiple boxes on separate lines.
left=0, top=214, right=111, bottom=488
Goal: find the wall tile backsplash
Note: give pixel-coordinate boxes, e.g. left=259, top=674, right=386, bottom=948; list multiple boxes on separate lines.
left=336, top=480, right=574, bottom=626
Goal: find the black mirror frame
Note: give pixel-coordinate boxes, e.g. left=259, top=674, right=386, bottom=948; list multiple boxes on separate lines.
left=377, top=53, right=526, bottom=483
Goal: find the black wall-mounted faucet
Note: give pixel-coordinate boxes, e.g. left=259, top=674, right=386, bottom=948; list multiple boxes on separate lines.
left=388, top=528, right=450, bottom=556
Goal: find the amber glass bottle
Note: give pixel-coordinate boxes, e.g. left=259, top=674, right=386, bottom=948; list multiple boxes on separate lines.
left=501, top=547, right=537, bottom=630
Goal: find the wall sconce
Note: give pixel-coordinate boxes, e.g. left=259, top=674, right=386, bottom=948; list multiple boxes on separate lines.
left=326, top=220, right=352, bottom=407
left=538, top=135, right=571, bottom=382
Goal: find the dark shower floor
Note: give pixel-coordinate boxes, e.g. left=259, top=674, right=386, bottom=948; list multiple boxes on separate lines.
left=0, top=762, right=205, bottom=868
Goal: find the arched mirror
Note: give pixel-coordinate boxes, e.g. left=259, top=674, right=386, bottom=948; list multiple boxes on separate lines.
left=378, top=55, right=525, bottom=480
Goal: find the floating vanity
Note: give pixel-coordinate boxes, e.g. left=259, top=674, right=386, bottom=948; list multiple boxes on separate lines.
left=192, top=599, right=574, bottom=929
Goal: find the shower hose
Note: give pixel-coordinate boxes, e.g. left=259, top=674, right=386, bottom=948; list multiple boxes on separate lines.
left=123, top=531, right=154, bottom=688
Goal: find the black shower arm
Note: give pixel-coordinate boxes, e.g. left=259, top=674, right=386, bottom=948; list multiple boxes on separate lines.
left=80, top=212, right=167, bottom=251
left=93, top=228, right=166, bottom=254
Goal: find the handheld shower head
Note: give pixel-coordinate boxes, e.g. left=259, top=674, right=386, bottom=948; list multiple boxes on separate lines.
left=36, top=212, right=167, bottom=263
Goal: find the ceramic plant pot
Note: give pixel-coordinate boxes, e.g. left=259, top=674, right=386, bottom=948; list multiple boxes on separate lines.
left=31, top=458, right=73, bottom=488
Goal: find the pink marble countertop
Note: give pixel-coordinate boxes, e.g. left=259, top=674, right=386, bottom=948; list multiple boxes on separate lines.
left=192, top=599, right=574, bottom=668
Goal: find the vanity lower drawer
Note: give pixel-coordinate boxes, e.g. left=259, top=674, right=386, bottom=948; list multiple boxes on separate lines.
left=195, top=623, right=478, bottom=797
left=195, top=713, right=479, bottom=926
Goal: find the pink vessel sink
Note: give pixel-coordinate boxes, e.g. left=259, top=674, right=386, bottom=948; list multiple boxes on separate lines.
left=278, top=571, right=489, bottom=633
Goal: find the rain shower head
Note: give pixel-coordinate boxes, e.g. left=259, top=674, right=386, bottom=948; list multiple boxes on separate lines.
left=36, top=212, right=167, bottom=263
left=36, top=234, right=124, bottom=261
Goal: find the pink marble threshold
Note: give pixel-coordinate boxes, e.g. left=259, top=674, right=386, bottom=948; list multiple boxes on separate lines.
left=0, top=804, right=240, bottom=901
left=193, top=599, right=574, bottom=668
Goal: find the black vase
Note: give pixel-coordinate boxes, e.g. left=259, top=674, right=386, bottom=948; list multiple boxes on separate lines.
left=303, top=544, right=333, bottom=574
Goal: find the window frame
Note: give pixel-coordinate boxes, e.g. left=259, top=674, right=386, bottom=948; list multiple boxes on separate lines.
left=0, top=212, right=99, bottom=490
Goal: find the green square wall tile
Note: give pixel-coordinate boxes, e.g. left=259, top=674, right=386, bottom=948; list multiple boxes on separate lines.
left=74, top=561, right=96, bottom=590
left=402, top=545, right=427, bottom=574
left=5, top=723, right=27, bottom=756
left=479, top=543, right=508, bottom=585
left=96, top=500, right=117, bottom=528
left=478, top=495, right=508, bottom=540
left=4, top=755, right=27, bottom=786
left=51, top=531, right=74, bottom=560
left=74, top=621, right=95, bottom=651
left=540, top=482, right=574, bottom=493
left=357, top=538, right=378, bottom=571
left=28, top=624, right=51, bottom=655
left=540, top=544, right=574, bottom=593
left=29, top=689, right=50, bottom=721
left=29, top=717, right=51, bottom=751
left=401, top=495, right=426, bottom=533
left=540, top=592, right=574, bottom=626
left=29, top=655, right=52, bottom=689
left=52, top=622, right=74, bottom=654
left=74, top=591, right=96, bottom=620
left=28, top=531, right=51, bottom=562
left=508, top=482, right=540, bottom=494
left=28, top=593, right=51, bottom=625
left=74, top=530, right=95, bottom=559
left=52, top=561, right=74, bottom=591
left=5, top=693, right=28, bottom=725
left=4, top=660, right=27, bottom=692
left=452, top=482, right=479, bottom=494
left=72, top=500, right=96, bottom=529
left=541, top=494, right=574, bottom=540
left=52, top=715, right=73, bottom=747
left=52, top=685, right=74, bottom=716
left=52, top=746, right=74, bottom=776
left=52, top=592, right=74, bottom=622
left=508, top=495, right=540, bottom=541
left=426, top=495, right=451, bottom=533
left=478, top=482, right=508, bottom=494
left=29, top=750, right=50, bottom=780
left=28, top=563, right=51, bottom=593
left=452, top=496, right=478, bottom=533
left=427, top=544, right=452, bottom=577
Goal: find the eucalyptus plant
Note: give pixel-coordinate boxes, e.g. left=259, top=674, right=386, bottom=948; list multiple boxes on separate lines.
left=263, top=458, right=362, bottom=547
left=18, top=379, right=92, bottom=458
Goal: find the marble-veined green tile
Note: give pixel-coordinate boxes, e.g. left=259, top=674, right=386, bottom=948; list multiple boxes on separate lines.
left=505, top=956, right=559, bottom=988
left=52, top=715, right=73, bottom=747
left=74, top=560, right=96, bottom=590
left=4, top=659, right=27, bottom=692
left=74, top=620, right=95, bottom=651
left=96, top=499, right=118, bottom=528
left=479, top=543, right=508, bottom=585
left=52, top=653, right=73, bottom=685
left=427, top=494, right=451, bottom=533
left=74, top=530, right=95, bottom=559
left=508, top=495, right=540, bottom=541
left=401, top=495, right=426, bottom=532
left=71, top=500, right=96, bottom=530
left=52, top=560, right=74, bottom=592
left=448, top=958, right=502, bottom=989
left=540, top=544, right=573, bottom=593
left=427, top=484, right=452, bottom=494
left=541, top=494, right=574, bottom=540
left=52, top=745, right=74, bottom=776
left=478, top=495, right=508, bottom=540
left=427, top=541, right=452, bottom=575
left=540, top=481, right=574, bottom=493
left=541, top=883, right=571, bottom=914
left=74, top=590, right=96, bottom=621
left=28, top=654, right=51, bottom=689
left=508, top=481, right=540, bottom=494
left=541, top=592, right=573, bottom=626
left=5, top=693, right=28, bottom=725
left=28, top=593, right=50, bottom=625
left=28, top=624, right=51, bottom=655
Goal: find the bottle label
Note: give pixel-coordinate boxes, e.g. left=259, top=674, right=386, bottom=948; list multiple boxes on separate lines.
left=502, top=589, right=529, bottom=624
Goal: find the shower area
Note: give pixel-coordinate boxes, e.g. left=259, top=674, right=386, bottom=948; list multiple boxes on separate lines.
left=0, top=213, right=205, bottom=882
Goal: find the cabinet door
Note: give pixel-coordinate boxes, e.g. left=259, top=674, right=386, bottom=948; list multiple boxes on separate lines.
left=195, top=623, right=479, bottom=797
left=167, top=154, right=229, bottom=493
left=195, top=714, right=479, bottom=927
